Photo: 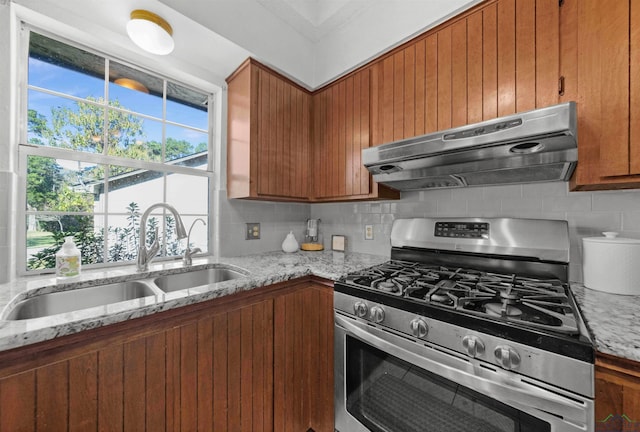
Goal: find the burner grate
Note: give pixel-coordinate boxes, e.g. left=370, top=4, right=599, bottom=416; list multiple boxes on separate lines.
left=340, top=260, right=579, bottom=334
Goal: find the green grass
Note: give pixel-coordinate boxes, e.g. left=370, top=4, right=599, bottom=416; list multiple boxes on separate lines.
left=27, top=231, right=55, bottom=248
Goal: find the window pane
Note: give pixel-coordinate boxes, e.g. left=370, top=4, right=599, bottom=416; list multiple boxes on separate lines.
left=109, top=61, right=163, bottom=118
left=166, top=81, right=208, bottom=129
left=165, top=124, right=208, bottom=162
left=28, top=90, right=105, bottom=152
left=26, top=156, right=100, bottom=212
left=26, top=215, right=105, bottom=270
left=105, top=113, right=161, bottom=162
left=29, top=32, right=105, bottom=100
left=104, top=165, right=164, bottom=212
left=166, top=174, right=208, bottom=214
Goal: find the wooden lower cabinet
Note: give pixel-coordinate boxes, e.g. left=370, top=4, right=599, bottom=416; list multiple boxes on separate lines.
left=0, top=277, right=333, bottom=432
left=595, top=352, right=640, bottom=431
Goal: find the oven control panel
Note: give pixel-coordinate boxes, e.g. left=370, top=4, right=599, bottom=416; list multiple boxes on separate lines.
left=434, top=222, right=489, bottom=239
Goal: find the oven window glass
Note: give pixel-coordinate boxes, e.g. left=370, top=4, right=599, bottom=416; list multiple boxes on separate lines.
left=345, top=336, right=550, bottom=432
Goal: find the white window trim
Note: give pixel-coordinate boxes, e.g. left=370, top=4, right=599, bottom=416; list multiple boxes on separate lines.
left=16, top=24, right=218, bottom=276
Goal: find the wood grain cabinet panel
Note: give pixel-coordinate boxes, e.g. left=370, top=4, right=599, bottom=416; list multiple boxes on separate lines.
left=0, top=278, right=333, bottom=432
left=562, top=0, right=640, bottom=190
left=369, top=0, right=559, bottom=147
left=227, top=58, right=311, bottom=202
left=595, top=353, right=640, bottom=431
left=311, top=68, right=399, bottom=201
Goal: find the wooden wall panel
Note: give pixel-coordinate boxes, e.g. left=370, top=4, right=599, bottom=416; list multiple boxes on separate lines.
left=37, top=362, right=69, bottom=432
left=69, top=353, right=98, bottom=432
left=632, top=0, right=640, bottom=175
left=98, top=345, right=124, bottom=432
left=146, top=332, right=167, bottom=432
left=515, top=0, right=536, bottom=112
left=212, top=313, right=229, bottom=432
left=425, top=34, right=439, bottom=133
left=393, top=51, right=405, bottom=140
left=180, top=323, right=198, bottom=432
left=451, top=20, right=468, bottom=128
left=345, top=76, right=354, bottom=196
left=123, top=339, right=146, bottom=431
left=536, top=0, right=560, bottom=109
left=414, top=39, right=426, bottom=136
left=404, top=45, right=416, bottom=138
left=0, top=371, right=36, bottom=432
left=437, top=28, right=452, bottom=130
left=483, top=3, right=498, bottom=120
left=382, top=56, right=394, bottom=144
left=467, top=11, right=484, bottom=124
left=359, top=70, right=371, bottom=195
left=497, top=0, right=516, bottom=116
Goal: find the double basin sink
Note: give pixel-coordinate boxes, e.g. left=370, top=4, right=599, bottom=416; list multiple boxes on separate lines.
left=2, top=266, right=248, bottom=321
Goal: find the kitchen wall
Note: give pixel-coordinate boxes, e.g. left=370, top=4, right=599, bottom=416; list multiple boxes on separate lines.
left=310, top=182, right=640, bottom=283
left=216, top=190, right=310, bottom=257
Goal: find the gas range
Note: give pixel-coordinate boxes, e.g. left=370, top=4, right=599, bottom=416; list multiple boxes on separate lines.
left=334, top=218, right=594, bottom=400
left=342, top=259, right=579, bottom=335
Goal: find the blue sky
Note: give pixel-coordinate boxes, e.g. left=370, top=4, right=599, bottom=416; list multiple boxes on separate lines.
left=28, top=57, right=208, bottom=150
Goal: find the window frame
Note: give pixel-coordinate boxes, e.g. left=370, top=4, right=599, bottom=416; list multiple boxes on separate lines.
left=17, top=25, right=217, bottom=276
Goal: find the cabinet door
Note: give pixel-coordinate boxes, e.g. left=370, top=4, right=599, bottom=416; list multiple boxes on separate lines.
left=562, top=0, right=640, bottom=189
left=312, top=68, right=393, bottom=201
left=274, top=282, right=334, bottom=432
left=595, top=353, right=640, bottom=431
left=256, top=67, right=311, bottom=200
left=371, top=0, right=558, bottom=146
left=227, top=59, right=311, bottom=202
left=0, top=298, right=275, bottom=432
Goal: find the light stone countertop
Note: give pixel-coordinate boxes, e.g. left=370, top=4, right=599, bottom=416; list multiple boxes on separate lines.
left=571, top=283, right=640, bottom=363
left=0, top=250, right=388, bottom=353
left=1, top=252, right=637, bottom=364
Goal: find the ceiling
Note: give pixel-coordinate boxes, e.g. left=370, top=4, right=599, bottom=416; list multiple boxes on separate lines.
left=255, top=0, right=372, bottom=42
left=14, top=0, right=482, bottom=89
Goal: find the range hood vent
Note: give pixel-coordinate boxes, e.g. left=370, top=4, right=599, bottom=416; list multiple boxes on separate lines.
left=362, top=102, right=578, bottom=191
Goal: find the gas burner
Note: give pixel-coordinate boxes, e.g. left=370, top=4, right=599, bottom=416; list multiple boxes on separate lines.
left=485, top=302, right=523, bottom=317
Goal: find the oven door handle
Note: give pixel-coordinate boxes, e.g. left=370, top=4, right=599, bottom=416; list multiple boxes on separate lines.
left=335, top=313, right=591, bottom=428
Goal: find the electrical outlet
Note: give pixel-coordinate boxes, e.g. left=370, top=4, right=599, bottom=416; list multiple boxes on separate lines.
left=246, top=223, right=260, bottom=240
left=365, top=224, right=374, bottom=240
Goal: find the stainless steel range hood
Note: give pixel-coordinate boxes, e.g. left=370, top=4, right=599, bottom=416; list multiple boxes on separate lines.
left=362, top=102, right=577, bottom=190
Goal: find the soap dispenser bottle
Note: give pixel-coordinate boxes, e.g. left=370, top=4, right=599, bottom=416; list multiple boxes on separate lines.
left=56, top=236, right=81, bottom=278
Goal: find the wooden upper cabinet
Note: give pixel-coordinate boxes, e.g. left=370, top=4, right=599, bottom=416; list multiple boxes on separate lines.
left=562, top=0, right=640, bottom=190
left=370, top=0, right=560, bottom=148
left=311, top=68, right=399, bottom=201
left=227, top=59, right=311, bottom=201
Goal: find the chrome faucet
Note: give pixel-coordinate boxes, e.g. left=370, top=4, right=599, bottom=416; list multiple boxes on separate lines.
left=137, top=203, right=187, bottom=272
left=183, top=218, right=206, bottom=266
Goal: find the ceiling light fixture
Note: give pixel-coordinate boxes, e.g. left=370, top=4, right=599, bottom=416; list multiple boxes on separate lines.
left=114, top=77, right=149, bottom=94
left=126, top=9, right=174, bottom=55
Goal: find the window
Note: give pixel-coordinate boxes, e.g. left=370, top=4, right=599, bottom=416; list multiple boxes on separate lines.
left=20, top=31, right=213, bottom=273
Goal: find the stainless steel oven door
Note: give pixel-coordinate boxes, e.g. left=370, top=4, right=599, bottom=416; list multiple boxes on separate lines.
left=334, top=312, right=593, bottom=432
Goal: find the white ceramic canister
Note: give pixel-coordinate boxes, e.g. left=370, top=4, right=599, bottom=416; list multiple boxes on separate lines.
left=282, top=231, right=299, bottom=253
left=582, top=232, right=640, bottom=295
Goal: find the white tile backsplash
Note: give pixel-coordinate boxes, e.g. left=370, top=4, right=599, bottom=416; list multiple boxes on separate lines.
left=309, top=181, right=640, bottom=283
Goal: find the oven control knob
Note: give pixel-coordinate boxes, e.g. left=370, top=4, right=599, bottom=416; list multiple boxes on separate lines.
left=462, top=335, right=485, bottom=358
left=353, top=301, right=369, bottom=318
left=494, top=345, right=521, bottom=370
left=410, top=318, right=428, bottom=339
left=370, top=306, right=385, bottom=323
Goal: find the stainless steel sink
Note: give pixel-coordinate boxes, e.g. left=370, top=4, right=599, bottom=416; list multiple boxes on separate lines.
left=153, top=267, right=246, bottom=292
left=3, top=281, right=157, bottom=320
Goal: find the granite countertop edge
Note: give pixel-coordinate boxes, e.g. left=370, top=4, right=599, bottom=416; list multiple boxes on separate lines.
left=1, top=252, right=638, bottom=365
left=0, top=250, right=388, bottom=353
left=570, top=282, right=640, bottom=363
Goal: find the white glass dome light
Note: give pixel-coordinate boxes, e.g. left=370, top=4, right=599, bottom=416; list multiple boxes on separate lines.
left=126, top=9, right=174, bottom=55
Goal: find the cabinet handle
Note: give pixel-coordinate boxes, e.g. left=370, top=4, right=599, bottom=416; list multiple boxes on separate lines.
left=558, top=76, right=565, bottom=96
